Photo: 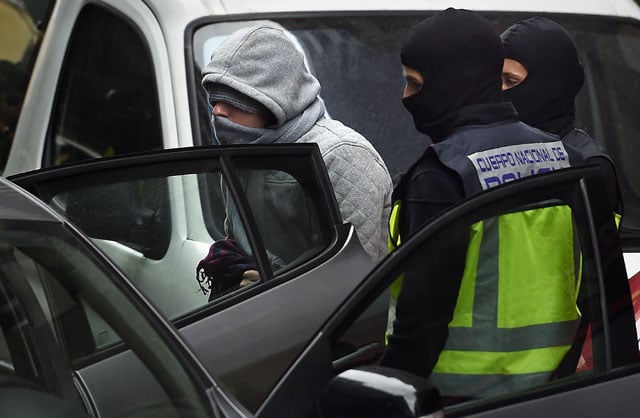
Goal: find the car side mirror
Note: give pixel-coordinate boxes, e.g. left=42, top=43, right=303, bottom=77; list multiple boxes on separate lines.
left=316, top=365, right=444, bottom=418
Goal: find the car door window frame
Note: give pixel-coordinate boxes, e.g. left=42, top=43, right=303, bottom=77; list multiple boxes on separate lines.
left=9, top=144, right=345, bottom=322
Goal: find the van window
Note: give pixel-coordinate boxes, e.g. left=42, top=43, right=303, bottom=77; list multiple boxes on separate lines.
left=49, top=4, right=162, bottom=166
left=190, top=13, right=640, bottom=245
left=0, top=0, right=54, bottom=172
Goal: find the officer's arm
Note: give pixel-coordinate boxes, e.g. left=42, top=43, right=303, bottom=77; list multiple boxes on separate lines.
left=381, top=169, right=467, bottom=378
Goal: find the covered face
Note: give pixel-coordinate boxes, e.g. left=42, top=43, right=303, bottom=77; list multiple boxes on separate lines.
left=201, top=24, right=322, bottom=144
left=400, top=8, right=503, bottom=140
left=501, top=17, right=585, bottom=135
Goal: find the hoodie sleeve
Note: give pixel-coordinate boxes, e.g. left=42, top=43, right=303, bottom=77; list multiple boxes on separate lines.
left=319, top=132, right=393, bottom=262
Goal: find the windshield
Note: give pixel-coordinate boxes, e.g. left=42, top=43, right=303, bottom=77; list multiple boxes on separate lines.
left=190, top=12, right=640, bottom=242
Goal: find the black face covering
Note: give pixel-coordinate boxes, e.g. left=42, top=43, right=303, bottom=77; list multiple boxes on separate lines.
left=401, top=8, right=504, bottom=140
left=501, top=17, right=584, bottom=135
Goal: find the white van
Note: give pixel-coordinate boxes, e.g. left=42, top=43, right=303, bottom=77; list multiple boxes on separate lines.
left=2, top=0, right=640, bottom=414
left=4, top=0, right=640, bottom=264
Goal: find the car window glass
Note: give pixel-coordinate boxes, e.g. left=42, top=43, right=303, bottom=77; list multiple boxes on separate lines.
left=49, top=177, right=172, bottom=261
left=0, top=0, right=54, bottom=172
left=33, top=172, right=206, bottom=320
left=49, top=4, right=162, bottom=166
left=24, top=150, right=338, bottom=321
left=229, top=160, right=334, bottom=276
left=0, top=220, right=211, bottom=417
left=191, top=13, right=640, bottom=245
left=330, top=173, right=625, bottom=411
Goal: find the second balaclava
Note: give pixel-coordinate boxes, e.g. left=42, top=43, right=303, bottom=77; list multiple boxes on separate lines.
left=400, top=8, right=504, bottom=141
left=501, top=17, right=584, bottom=136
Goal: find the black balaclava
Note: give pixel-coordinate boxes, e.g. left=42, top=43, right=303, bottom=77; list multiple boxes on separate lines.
left=401, top=8, right=504, bottom=140
left=501, top=17, right=584, bottom=136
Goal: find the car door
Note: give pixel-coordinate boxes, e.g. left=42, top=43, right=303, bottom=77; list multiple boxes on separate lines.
left=258, top=165, right=640, bottom=418
left=8, top=143, right=381, bottom=411
left=0, top=176, right=246, bottom=417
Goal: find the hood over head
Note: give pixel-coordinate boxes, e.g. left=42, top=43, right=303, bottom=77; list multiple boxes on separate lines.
left=501, top=17, right=584, bottom=135
left=400, top=8, right=504, bottom=140
left=205, top=83, right=273, bottom=120
left=202, top=24, right=320, bottom=127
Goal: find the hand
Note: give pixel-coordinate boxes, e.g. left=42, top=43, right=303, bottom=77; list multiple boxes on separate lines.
left=196, top=239, right=257, bottom=299
left=239, top=269, right=260, bottom=287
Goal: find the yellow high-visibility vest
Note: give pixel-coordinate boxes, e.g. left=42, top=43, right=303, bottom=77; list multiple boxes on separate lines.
left=388, top=200, right=580, bottom=398
left=430, top=206, right=580, bottom=398
left=386, top=128, right=588, bottom=398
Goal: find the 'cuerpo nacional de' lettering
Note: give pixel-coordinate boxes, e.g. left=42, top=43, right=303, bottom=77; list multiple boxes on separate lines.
left=468, top=141, right=571, bottom=190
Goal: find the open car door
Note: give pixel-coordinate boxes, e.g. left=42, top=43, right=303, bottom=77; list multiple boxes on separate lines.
left=9, top=144, right=383, bottom=412
left=260, top=165, right=640, bottom=418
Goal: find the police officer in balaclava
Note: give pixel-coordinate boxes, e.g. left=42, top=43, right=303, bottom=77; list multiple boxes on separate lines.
left=400, top=10, right=503, bottom=141
left=501, top=16, right=622, bottom=213
left=381, top=8, right=586, bottom=402
left=501, top=17, right=584, bottom=137
left=500, top=17, right=638, bottom=375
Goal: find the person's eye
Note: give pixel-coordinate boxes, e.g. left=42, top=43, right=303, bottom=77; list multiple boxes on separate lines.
left=405, top=79, right=423, bottom=95
left=503, top=76, right=522, bottom=90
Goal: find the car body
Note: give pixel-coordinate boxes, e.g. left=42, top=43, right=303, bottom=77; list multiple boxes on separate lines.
left=3, top=0, right=640, bottom=414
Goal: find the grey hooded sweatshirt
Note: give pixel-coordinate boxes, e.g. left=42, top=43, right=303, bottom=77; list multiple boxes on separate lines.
left=202, top=25, right=392, bottom=262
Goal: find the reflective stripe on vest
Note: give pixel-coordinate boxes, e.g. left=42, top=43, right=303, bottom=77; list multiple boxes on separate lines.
left=388, top=199, right=403, bottom=251
left=388, top=199, right=403, bottom=300
left=386, top=200, right=403, bottom=343
left=429, top=206, right=580, bottom=398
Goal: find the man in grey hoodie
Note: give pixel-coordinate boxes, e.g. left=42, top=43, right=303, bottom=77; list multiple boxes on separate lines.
left=201, top=24, right=392, bottom=267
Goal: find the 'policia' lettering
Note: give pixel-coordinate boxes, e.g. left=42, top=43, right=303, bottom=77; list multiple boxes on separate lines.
left=467, top=141, right=570, bottom=190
